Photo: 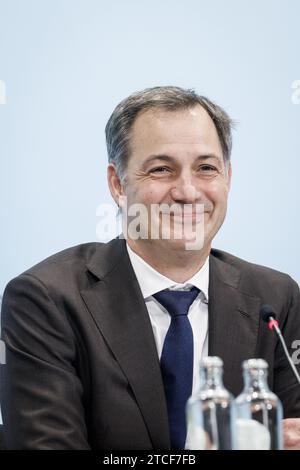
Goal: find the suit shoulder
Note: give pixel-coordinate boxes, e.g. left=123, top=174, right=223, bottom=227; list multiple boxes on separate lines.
left=4, top=242, right=106, bottom=294
left=25, top=242, right=104, bottom=274
left=210, top=248, right=298, bottom=290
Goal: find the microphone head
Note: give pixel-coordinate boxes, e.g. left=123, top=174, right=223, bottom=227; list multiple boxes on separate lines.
left=260, top=304, right=277, bottom=323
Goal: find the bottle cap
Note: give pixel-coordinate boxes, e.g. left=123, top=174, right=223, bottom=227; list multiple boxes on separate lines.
left=242, top=358, right=268, bottom=370
left=201, top=356, right=223, bottom=368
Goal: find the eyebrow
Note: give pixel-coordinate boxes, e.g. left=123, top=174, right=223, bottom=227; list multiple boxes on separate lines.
left=142, top=153, right=222, bottom=167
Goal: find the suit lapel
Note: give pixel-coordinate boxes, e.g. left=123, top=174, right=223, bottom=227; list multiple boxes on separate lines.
left=80, top=239, right=170, bottom=449
left=208, top=251, right=261, bottom=396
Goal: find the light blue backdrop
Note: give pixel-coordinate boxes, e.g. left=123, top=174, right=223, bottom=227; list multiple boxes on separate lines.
left=0, top=0, right=299, bottom=295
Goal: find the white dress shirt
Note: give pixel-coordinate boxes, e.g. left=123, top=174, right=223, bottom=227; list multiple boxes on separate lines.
left=126, top=243, right=209, bottom=448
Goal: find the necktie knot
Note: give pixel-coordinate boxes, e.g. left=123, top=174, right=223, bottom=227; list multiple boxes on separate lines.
left=153, top=286, right=200, bottom=318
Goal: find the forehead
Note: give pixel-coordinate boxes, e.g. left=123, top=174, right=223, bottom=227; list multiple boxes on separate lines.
left=129, top=105, right=222, bottom=158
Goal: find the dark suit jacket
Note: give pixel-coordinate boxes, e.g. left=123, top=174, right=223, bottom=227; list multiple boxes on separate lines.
left=1, top=239, right=300, bottom=449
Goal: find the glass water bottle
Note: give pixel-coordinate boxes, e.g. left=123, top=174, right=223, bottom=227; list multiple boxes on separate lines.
left=235, top=359, right=283, bottom=450
left=186, top=356, right=236, bottom=450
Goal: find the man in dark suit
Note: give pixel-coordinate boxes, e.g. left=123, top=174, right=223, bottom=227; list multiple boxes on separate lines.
left=1, top=86, right=300, bottom=449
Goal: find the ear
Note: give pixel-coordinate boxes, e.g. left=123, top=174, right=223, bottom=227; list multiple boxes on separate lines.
left=107, top=164, right=125, bottom=206
left=227, top=163, right=232, bottom=191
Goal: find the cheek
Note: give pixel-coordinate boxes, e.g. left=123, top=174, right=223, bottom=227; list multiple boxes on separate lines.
left=205, top=181, right=229, bottom=204
left=134, top=182, right=170, bottom=204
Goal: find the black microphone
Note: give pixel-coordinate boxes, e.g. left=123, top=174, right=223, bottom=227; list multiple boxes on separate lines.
left=260, top=304, right=300, bottom=385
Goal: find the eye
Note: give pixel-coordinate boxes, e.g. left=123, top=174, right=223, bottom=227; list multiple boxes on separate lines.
left=149, top=166, right=172, bottom=174
left=197, top=164, right=219, bottom=176
left=199, top=164, right=217, bottom=172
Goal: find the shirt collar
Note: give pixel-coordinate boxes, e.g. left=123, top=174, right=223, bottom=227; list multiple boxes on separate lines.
left=126, top=243, right=209, bottom=302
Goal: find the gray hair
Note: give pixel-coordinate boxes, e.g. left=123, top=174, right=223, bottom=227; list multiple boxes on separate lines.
left=105, top=86, right=233, bottom=180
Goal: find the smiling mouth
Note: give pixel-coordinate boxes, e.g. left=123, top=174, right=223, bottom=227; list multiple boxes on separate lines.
left=166, top=210, right=209, bottom=215
left=161, top=212, right=208, bottom=222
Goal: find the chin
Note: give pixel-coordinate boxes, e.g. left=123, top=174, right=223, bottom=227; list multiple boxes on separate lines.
left=160, top=237, right=206, bottom=252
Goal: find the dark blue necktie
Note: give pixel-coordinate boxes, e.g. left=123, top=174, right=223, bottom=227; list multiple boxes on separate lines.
left=153, top=286, right=200, bottom=449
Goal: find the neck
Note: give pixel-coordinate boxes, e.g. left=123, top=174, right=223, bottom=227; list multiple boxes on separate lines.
left=127, top=238, right=210, bottom=283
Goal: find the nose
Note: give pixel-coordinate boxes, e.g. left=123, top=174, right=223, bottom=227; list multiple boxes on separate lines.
left=170, top=171, right=202, bottom=204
